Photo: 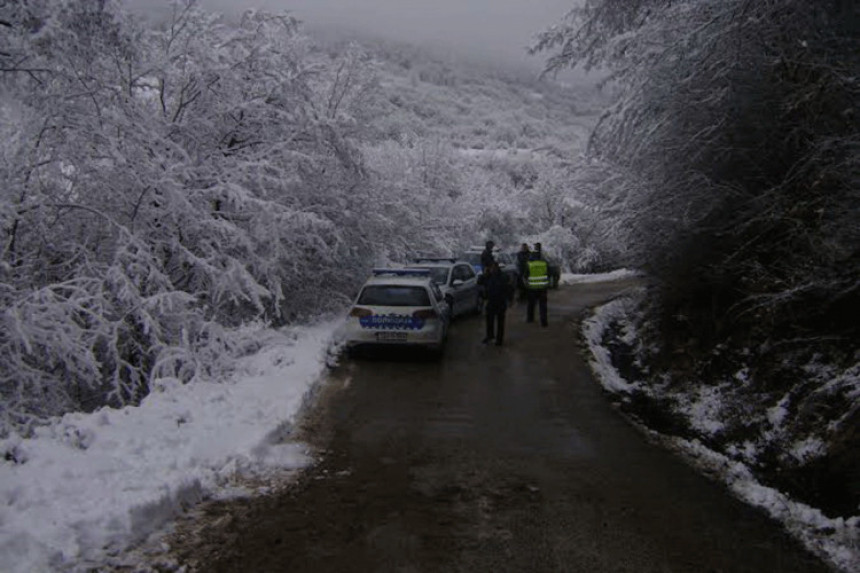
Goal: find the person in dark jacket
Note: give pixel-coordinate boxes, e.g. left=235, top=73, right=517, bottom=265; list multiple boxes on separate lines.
left=480, top=240, right=495, bottom=272
left=480, top=261, right=512, bottom=346
left=515, top=243, right=531, bottom=301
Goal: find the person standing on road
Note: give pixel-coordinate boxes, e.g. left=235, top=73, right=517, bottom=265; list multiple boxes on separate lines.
left=477, top=240, right=496, bottom=313
left=480, top=261, right=512, bottom=346
left=515, top=243, right=531, bottom=302
left=524, top=242, right=549, bottom=327
left=480, top=240, right=496, bottom=273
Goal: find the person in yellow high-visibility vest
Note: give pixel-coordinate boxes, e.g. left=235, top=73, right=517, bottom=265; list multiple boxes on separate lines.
left=524, top=242, right=549, bottom=326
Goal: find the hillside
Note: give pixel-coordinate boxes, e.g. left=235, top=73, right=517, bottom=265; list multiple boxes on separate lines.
left=0, top=1, right=621, bottom=436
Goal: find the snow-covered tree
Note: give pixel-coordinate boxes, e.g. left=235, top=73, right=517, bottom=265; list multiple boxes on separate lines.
left=0, top=0, right=617, bottom=436
left=0, top=0, right=380, bottom=434
left=534, top=0, right=860, bottom=347
left=534, top=0, right=860, bottom=519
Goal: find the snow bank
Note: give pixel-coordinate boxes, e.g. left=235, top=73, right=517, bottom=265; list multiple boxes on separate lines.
left=0, top=319, right=340, bottom=572
left=675, top=439, right=860, bottom=573
left=582, top=298, right=860, bottom=573
left=560, top=268, right=642, bottom=285
left=581, top=296, right=642, bottom=394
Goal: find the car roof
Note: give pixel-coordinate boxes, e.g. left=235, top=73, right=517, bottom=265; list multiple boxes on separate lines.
left=408, top=260, right=462, bottom=269
left=363, top=268, right=435, bottom=287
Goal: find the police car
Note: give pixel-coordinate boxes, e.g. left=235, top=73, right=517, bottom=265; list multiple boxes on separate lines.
left=343, top=268, right=451, bottom=355
left=460, top=247, right=518, bottom=300
left=406, top=257, right=482, bottom=318
left=460, top=246, right=492, bottom=275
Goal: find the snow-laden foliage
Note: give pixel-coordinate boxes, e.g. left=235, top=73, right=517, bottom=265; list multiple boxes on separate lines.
left=0, top=0, right=384, bottom=435
left=534, top=0, right=860, bottom=345
left=1, top=0, right=615, bottom=436
left=535, top=0, right=860, bottom=536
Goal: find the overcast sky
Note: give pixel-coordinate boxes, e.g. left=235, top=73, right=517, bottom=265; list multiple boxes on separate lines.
left=127, top=0, right=577, bottom=71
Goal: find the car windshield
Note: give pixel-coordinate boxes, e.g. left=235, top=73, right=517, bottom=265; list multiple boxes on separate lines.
left=358, top=285, right=431, bottom=307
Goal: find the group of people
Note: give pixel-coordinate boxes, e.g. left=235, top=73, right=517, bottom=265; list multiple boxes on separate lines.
left=478, top=240, right=550, bottom=347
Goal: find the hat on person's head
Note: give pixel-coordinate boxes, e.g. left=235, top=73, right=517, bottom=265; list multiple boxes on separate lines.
left=486, top=240, right=495, bottom=248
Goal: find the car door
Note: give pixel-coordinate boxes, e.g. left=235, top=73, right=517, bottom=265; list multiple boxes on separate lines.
left=444, top=265, right=461, bottom=316
left=452, top=263, right=478, bottom=314
left=446, top=265, right=464, bottom=316
left=430, top=283, right=450, bottom=331
left=461, top=264, right=480, bottom=311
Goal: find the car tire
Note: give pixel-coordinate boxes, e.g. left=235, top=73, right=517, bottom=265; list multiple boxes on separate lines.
left=474, top=292, right=484, bottom=315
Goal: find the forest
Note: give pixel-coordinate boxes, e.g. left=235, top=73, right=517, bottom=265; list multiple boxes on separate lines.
left=0, top=0, right=613, bottom=434
left=533, top=0, right=859, bottom=520
left=1, top=0, right=857, bottom=536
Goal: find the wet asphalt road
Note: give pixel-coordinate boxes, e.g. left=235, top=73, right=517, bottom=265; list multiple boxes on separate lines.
left=183, top=280, right=829, bottom=572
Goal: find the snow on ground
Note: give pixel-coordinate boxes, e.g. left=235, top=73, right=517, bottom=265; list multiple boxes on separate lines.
left=8, top=267, right=851, bottom=571
left=582, top=298, right=860, bottom=573
left=0, top=319, right=339, bottom=573
left=560, top=268, right=641, bottom=285
left=0, top=269, right=691, bottom=573
left=457, top=148, right=530, bottom=160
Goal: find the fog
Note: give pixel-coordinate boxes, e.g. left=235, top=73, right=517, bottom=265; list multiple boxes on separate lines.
left=126, top=0, right=578, bottom=72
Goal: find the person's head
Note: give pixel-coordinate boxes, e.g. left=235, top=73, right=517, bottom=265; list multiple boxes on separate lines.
left=534, top=242, right=542, bottom=253
left=485, top=240, right=495, bottom=250
left=520, top=243, right=529, bottom=251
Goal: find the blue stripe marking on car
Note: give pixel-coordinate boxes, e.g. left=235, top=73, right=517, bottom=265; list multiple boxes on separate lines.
left=360, top=314, right=425, bottom=330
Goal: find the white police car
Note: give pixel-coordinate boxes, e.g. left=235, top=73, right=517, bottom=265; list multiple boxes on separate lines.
left=343, top=268, right=451, bottom=355
left=462, top=246, right=518, bottom=284
left=461, top=246, right=491, bottom=275
left=406, top=257, right=481, bottom=318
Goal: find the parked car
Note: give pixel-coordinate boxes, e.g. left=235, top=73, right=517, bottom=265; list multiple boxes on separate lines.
left=460, top=246, right=489, bottom=275
left=407, top=257, right=482, bottom=318
left=493, top=251, right=521, bottom=288
left=461, top=247, right=518, bottom=294
left=343, top=268, right=450, bottom=356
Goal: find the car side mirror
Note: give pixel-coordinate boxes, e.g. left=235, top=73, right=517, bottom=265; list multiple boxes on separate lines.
left=451, top=279, right=464, bottom=287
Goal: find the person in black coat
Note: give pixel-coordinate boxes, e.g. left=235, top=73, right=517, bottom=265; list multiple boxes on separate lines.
left=480, top=240, right=495, bottom=272
left=515, top=242, right=531, bottom=301
left=480, top=261, right=513, bottom=346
